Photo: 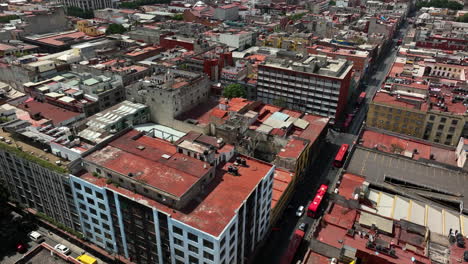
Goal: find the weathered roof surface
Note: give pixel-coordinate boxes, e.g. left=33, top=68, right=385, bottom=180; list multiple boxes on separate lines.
left=347, top=146, right=468, bottom=213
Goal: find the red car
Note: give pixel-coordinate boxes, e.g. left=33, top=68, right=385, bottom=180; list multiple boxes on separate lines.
left=16, top=243, right=27, bottom=253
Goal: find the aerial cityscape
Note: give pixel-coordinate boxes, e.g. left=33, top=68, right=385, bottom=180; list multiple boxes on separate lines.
left=0, top=0, right=467, bottom=262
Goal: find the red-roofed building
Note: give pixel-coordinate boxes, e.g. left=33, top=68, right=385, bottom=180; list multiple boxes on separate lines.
left=16, top=98, right=85, bottom=127
left=23, top=31, right=103, bottom=53
left=72, top=129, right=274, bottom=264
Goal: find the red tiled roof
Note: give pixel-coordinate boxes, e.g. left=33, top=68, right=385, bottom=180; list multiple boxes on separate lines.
left=17, top=99, right=82, bottom=126
left=30, top=31, right=99, bottom=47
left=277, top=138, right=307, bottom=159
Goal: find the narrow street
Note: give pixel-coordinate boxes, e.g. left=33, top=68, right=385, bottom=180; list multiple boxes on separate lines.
left=253, top=20, right=411, bottom=264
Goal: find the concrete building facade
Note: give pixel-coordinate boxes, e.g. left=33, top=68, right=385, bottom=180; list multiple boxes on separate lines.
left=256, top=54, right=353, bottom=121
left=70, top=129, right=274, bottom=264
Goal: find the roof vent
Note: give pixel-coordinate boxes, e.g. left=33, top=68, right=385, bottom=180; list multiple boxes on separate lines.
left=162, top=154, right=171, bottom=159
left=137, top=145, right=145, bottom=150
left=128, top=172, right=134, bottom=177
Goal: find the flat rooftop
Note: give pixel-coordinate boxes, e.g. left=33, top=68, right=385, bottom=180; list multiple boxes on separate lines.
left=80, top=153, right=273, bottom=237
left=360, top=129, right=457, bottom=166
left=84, top=130, right=208, bottom=198
left=0, top=129, right=70, bottom=168
left=346, top=146, right=468, bottom=213
left=24, top=30, right=100, bottom=47
left=16, top=98, right=83, bottom=126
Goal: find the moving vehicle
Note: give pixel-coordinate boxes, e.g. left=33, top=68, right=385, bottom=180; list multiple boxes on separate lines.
left=279, top=229, right=305, bottom=264
left=397, top=38, right=402, bottom=45
left=307, top=184, right=329, bottom=218
left=333, top=144, right=349, bottom=168
left=54, top=244, right=70, bottom=255
left=356, top=92, right=366, bottom=105
left=298, top=222, right=308, bottom=231
left=16, top=242, right=27, bottom=253
left=29, top=231, right=44, bottom=243
left=77, top=254, right=98, bottom=264
left=296, top=206, right=305, bottom=217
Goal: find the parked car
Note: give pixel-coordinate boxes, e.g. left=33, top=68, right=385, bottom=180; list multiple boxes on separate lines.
left=54, top=244, right=70, bottom=255
left=296, top=206, right=305, bottom=217
left=16, top=242, right=27, bottom=253
left=29, top=231, right=44, bottom=243
left=298, top=222, right=309, bottom=231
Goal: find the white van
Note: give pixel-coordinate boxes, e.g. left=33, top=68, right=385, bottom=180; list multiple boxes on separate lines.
left=29, top=231, right=44, bottom=242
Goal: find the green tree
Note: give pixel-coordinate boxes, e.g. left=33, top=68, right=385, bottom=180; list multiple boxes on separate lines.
left=415, top=0, right=463, bottom=10
left=223, top=84, right=246, bottom=99
left=329, top=0, right=336, bottom=5
left=0, top=15, right=19, bottom=23
left=456, top=13, right=468, bottom=22
left=66, top=7, right=94, bottom=18
left=273, top=98, right=287, bottom=108
left=173, top=13, right=184, bottom=20
left=106, top=24, right=127, bottom=35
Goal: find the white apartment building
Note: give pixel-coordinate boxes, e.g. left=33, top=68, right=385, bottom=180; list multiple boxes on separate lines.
left=71, top=129, right=274, bottom=264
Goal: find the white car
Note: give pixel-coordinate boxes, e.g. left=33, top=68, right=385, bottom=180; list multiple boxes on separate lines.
left=54, top=244, right=70, bottom=255
left=29, top=231, right=44, bottom=242
left=296, top=206, right=305, bottom=217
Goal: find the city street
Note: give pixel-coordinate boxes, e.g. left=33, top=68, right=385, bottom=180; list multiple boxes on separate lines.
left=253, top=20, right=411, bottom=264
left=2, top=225, right=103, bottom=264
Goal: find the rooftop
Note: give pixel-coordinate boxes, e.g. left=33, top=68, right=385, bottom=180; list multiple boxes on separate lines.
left=271, top=168, right=294, bottom=209
left=24, top=31, right=100, bottom=47
left=360, top=129, right=457, bottom=166
left=16, top=98, right=83, bottom=126
left=346, top=146, right=468, bottom=213
left=84, top=130, right=208, bottom=198
left=81, top=148, right=273, bottom=237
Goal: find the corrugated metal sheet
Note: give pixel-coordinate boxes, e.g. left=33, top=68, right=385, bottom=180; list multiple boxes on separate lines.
left=426, top=206, right=443, bottom=235
left=393, top=196, right=410, bottom=221
left=409, top=201, right=425, bottom=226
left=377, top=192, right=394, bottom=218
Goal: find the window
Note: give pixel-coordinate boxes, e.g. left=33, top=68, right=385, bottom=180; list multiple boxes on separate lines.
left=189, top=256, right=198, bottom=264
left=103, top=223, right=110, bottom=230
left=94, top=227, right=102, bottom=234
left=87, top=197, right=95, bottom=205
left=220, top=237, right=226, bottom=248
left=188, top=233, right=198, bottom=242
left=79, top=203, right=86, bottom=210
left=76, top=193, right=84, bottom=200
left=85, top=187, right=92, bottom=195
left=173, top=226, right=183, bottom=235
left=451, top=119, right=458, bottom=125
left=73, top=182, right=82, bottom=190
left=189, top=244, right=198, bottom=253
left=429, top=115, right=435, bottom=121
left=84, top=222, right=91, bottom=229
left=105, top=233, right=112, bottom=239
left=203, top=239, right=214, bottom=249
left=92, top=218, right=99, bottom=225
left=229, top=224, right=236, bottom=234
left=89, top=208, right=97, bottom=215
left=82, top=214, right=89, bottom=220
left=203, top=252, right=214, bottom=261
left=438, top=125, right=444, bottom=130
left=96, top=168, right=102, bottom=174
left=174, top=237, right=183, bottom=246
left=100, top=213, right=108, bottom=221
left=440, top=117, right=446, bottom=123
left=96, top=192, right=104, bottom=200
left=174, top=249, right=184, bottom=257
left=98, top=203, right=106, bottom=210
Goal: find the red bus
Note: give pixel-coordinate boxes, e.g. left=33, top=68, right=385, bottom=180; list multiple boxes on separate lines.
left=279, top=229, right=305, bottom=264
left=357, top=92, right=366, bottom=105
left=307, top=184, right=328, bottom=218
left=333, top=144, right=349, bottom=168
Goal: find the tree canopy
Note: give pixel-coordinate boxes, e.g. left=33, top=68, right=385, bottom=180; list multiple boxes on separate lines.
left=119, top=0, right=170, bottom=9
left=173, top=13, right=184, bottom=20
left=415, top=0, right=463, bottom=10
left=66, top=7, right=94, bottom=18
left=106, top=24, right=127, bottom=35
left=456, top=13, right=468, bottom=22
left=0, top=15, right=19, bottom=24
left=223, top=84, right=246, bottom=99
